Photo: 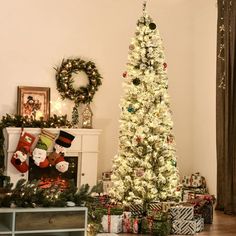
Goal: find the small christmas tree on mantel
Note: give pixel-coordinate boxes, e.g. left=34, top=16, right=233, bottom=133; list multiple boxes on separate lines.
left=110, top=2, right=181, bottom=207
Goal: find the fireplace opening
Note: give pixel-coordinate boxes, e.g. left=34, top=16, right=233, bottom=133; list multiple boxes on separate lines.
left=28, top=156, right=78, bottom=189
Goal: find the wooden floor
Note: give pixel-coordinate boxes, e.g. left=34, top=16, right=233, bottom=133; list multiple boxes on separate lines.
left=198, top=210, right=236, bottom=236
left=120, top=210, right=236, bottom=236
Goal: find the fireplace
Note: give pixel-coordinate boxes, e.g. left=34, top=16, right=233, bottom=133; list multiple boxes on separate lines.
left=3, top=127, right=101, bottom=188
left=28, top=156, right=78, bottom=188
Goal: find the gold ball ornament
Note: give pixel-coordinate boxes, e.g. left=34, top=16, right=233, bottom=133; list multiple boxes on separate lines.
left=129, top=44, right=135, bottom=50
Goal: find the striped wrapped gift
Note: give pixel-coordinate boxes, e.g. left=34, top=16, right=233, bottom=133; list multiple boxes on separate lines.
left=195, top=216, right=204, bottom=232
left=172, top=217, right=204, bottom=235
left=129, top=203, right=143, bottom=216
left=148, top=202, right=162, bottom=211
left=172, top=219, right=196, bottom=235
left=170, top=205, right=194, bottom=220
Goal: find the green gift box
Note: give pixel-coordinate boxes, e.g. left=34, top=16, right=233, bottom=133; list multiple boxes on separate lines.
left=141, top=217, right=171, bottom=236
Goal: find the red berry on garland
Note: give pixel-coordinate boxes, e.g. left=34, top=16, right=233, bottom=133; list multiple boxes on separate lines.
left=163, top=62, right=167, bottom=70
left=123, top=71, right=127, bottom=78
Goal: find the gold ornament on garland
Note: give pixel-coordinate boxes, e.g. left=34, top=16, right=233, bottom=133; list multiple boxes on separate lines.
left=55, top=58, right=102, bottom=126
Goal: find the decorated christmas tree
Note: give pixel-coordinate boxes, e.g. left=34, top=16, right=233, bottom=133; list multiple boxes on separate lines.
left=110, top=3, right=181, bottom=206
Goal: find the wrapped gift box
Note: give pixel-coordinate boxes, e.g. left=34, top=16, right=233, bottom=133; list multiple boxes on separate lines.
left=195, top=216, right=204, bottom=232
left=128, top=203, right=143, bottom=216
left=182, top=190, right=195, bottom=202
left=141, top=217, right=171, bottom=236
left=148, top=202, right=162, bottom=212
left=170, top=205, right=194, bottom=220
left=101, top=215, right=123, bottom=233
left=172, top=216, right=204, bottom=235
left=194, top=194, right=216, bottom=203
left=188, top=194, right=214, bottom=224
left=201, top=203, right=213, bottom=224
left=172, top=219, right=196, bottom=235
left=182, top=187, right=208, bottom=195
left=122, top=212, right=140, bottom=233
left=102, top=181, right=113, bottom=193
left=161, top=201, right=177, bottom=212
left=123, top=212, right=132, bottom=233
left=182, top=172, right=206, bottom=188
left=97, top=234, right=119, bottom=236
left=129, top=201, right=173, bottom=216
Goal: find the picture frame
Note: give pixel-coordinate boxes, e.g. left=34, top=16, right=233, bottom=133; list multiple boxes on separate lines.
left=17, top=86, right=50, bottom=121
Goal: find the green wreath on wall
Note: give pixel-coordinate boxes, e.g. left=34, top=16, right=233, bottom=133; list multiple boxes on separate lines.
left=55, top=58, right=102, bottom=125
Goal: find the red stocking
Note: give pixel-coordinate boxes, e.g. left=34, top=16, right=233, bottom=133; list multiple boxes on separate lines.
left=11, top=132, right=35, bottom=173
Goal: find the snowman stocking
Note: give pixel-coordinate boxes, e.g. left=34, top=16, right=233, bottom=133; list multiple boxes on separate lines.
left=48, top=130, right=75, bottom=173
left=11, top=132, right=36, bottom=173
left=32, top=129, right=57, bottom=168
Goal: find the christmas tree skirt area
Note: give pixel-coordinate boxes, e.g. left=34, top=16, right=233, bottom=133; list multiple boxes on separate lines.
left=97, top=234, right=119, bottom=236
left=15, top=233, right=84, bottom=236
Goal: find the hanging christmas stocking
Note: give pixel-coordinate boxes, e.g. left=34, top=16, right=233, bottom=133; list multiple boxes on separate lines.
left=11, top=132, right=36, bottom=173
left=55, top=156, right=69, bottom=173
left=48, top=130, right=75, bottom=172
left=32, top=129, right=57, bottom=168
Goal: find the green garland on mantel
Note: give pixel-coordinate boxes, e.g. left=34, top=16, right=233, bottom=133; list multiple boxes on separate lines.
left=0, top=114, right=72, bottom=171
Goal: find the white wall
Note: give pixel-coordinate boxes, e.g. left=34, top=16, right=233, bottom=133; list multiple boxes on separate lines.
left=0, top=0, right=217, bottom=194
left=191, top=0, right=217, bottom=195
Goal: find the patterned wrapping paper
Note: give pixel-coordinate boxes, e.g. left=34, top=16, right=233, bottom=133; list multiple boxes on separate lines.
left=182, top=172, right=206, bottom=188
left=122, top=212, right=140, bottom=233
left=171, top=219, right=196, bottom=235
left=128, top=203, right=143, bottom=216
left=182, top=190, right=195, bottom=202
left=148, top=202, right=163, bottom=211
left=102, top=180, right=113, bottom=193
left=101, top=215, right=123, bottom=233
left=141, top=217, right=171, bottom=236
left=195, top=216, right=204, bottom=232
left=182, top=187, right=208, bottom=202
left=201, top=204, right=213, bottom=224
left=97, top=234, right=119, bottom=236
left=171, top=217, right=204, bottom=235
left=129, top=201, right=173, bottom=216
left=161, top=201, right=178, bottom=212
left=187, top=193, right=215, bottom=224
left=170, top=205, right=194, bottom=220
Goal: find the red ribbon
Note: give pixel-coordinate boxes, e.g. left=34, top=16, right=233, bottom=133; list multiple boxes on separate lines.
left=107, top=206, right=111, bottom=233
left=147, top=217, right=153, bottom=233
left=124, top=218, right=131, bottom=232
left=133, top=218, right=138, bottom=233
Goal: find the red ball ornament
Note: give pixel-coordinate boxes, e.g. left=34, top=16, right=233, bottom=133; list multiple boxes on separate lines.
left=167, top=135, right=174, bottom=144
left=135, top=167, right=144, bottom=177
left=136, top=136, right=142, bottom=143
left=122, top=71, right=127, bottom=78
left=163, top=62, right=167, bottom=70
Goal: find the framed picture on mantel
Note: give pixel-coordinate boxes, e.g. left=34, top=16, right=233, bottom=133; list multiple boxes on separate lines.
left=17, top=86, right=50, bottom=121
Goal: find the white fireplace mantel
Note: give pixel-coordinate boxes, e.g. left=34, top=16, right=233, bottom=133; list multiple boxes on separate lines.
left=3, top=127, right=101, bottom=187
